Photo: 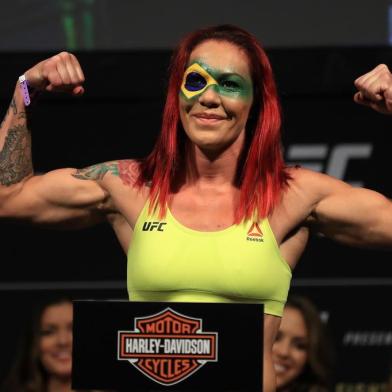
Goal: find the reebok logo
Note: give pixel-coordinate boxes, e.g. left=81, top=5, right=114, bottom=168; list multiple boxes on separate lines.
left=142, top=221, right=167, bottom=232
left=246, top=222, right=263, bottom=242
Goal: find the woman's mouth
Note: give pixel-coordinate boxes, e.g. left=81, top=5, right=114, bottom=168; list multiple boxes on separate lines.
left=274, top=362, right=289, bottom=374
left=52, top=351, right=72, bottom=361
left=192, top=112, right=227, bottom=125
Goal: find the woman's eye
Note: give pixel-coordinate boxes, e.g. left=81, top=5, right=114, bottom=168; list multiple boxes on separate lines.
left=185, top=72, right=207, bottom=91
left=40, top=328, right=55, bottom=336
left=221, top=80, right=240, bottom=90
left=294, top=341, right=308, bottom=351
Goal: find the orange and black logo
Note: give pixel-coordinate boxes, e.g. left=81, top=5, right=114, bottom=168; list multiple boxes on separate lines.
left=118, top=308, right=218, bottom=385
left=247, top=222, right=263, bottom=242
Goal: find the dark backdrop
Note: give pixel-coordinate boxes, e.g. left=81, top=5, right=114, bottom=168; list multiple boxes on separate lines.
left=0, top=0, right=389, bottom=50
left=0, top=48, right=392, bottom=390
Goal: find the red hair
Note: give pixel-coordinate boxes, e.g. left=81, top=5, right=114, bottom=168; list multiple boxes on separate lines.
left=138, top=24, right=289, bottom=222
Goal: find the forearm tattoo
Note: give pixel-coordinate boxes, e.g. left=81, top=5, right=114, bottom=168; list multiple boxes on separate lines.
left=0, top=94, right=32, bottom=186
left=10, top=98, right=17, bottom=115
left=0, top=98, right=18, bottom=130
left=72, top=159, right=139, bottom=186
left=0, top=124, right=33, bottom=186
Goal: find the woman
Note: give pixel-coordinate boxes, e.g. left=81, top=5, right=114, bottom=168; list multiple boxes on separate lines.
left=0, top=25, right=392, bottom=391
left=386, top=359, right=392, bottom=392
left=273, top=296, right=334, bottom=392
left=1, top=298, right=90, bottom=392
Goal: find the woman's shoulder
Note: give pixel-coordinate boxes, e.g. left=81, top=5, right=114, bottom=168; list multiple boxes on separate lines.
left=286, top=165, right=328, bottom=183
left=116, top=158, right=143, bottom=186
left=73, top=158, right=142, bottom=188
left=285, top=165, right=350, bottom=195
left=277, top=166, right=344, bottom=220
left=92, top=159, right=149, bottom=217
left=88, top=158, right=148, bottom=193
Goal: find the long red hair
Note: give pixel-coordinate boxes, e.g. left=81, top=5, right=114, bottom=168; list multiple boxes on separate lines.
left=138, top=24, right=289, bottom=222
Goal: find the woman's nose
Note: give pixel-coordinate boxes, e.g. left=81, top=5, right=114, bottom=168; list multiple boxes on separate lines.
left=57, top=329, right=72, bottom=345
left=274, top=340, right=291, bottom=357
left=198, top=85, right=221, bottom=108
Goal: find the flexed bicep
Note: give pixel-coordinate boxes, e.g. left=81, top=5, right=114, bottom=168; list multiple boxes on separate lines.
left=312, top=178, right=392, bottom=248
left=0, top=167, right=111, bottom=228
left=0, top=52, right=89, bottom=226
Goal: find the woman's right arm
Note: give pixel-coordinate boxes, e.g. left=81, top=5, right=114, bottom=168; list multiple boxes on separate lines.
left=0, top=52, right=111, bottom=228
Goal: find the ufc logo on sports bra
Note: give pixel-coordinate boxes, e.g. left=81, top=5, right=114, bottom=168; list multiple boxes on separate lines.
left=142, top=221, right=167, bottom=232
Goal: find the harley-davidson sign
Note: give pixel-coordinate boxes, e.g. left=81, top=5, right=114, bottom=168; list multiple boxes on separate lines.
left=118, top=308, right=218, bottom=385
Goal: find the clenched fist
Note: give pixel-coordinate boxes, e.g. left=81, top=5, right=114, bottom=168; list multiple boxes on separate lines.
left=24, top=52, right=85, bottom=96
left=354, top=63, right=392, bottom=115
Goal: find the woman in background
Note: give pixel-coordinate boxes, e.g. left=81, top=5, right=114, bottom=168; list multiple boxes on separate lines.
left=1, top=298, right=97, bottom=392
left=273, top=295, right=334, bottom=392
left=386, top=360, right=392, bottom=392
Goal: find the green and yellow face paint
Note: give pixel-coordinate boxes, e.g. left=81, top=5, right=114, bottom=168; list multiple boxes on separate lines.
left=180, top=61, right=253, bottom=101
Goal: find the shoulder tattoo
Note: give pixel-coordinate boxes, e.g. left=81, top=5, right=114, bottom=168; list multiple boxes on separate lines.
left=118, top=159, right=140, bottom=186
left=72, top=161, right=119, bottom=181
left=72, top=159, right=139, bottom=186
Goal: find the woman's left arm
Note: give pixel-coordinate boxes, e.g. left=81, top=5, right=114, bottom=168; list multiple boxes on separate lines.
left=310, top=63, right=392, bottom=248
left=311, top=178, right=392, bottom=248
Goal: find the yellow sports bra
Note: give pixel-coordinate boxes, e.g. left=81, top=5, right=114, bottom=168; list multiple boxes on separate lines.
left=127, top=202, right=292, bottom=316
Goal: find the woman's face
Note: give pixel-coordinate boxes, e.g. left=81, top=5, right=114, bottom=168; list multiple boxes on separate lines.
left=39, top=302, right=73, bottom=380
left=179, top=39, right=253, bottom=153
left=273, top=306, right=309, bottom=389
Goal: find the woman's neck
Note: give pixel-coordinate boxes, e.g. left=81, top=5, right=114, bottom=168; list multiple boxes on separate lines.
left=184, top=133, right=245, bottom=187
left=47, top=376, right=72, bottom=392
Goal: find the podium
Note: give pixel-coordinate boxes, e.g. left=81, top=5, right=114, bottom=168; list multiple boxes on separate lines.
left=72, top=300, right=263, bottom=391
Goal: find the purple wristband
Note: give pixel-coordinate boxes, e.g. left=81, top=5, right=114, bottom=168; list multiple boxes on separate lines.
left=18, top=75, right=31, bottom=106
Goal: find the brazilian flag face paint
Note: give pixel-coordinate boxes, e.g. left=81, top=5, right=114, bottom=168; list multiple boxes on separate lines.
left=181, top=63, right=219, bottom=99
left=180, top=61, right=253, bottom=101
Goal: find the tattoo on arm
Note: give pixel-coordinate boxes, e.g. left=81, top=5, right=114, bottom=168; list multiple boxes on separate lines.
left=0, top=124, right=33, bottom=186
left=118, top=159, right=139, bottom=186
left=0, top=97, right=21, bottom=130
left=72, top=162, right=120, bottom=181
left=72, top=159, right=139, bottom=186
left=10, top=98, right=17, bottom=115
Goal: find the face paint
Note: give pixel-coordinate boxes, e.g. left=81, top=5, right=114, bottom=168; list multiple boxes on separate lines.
left=180, top=61, right=253, bottom=101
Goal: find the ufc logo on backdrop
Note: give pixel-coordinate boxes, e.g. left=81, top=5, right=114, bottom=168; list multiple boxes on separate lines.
left=285, top=143, right=373, bottom=187
left=142, top=222, right=167, bottom=232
